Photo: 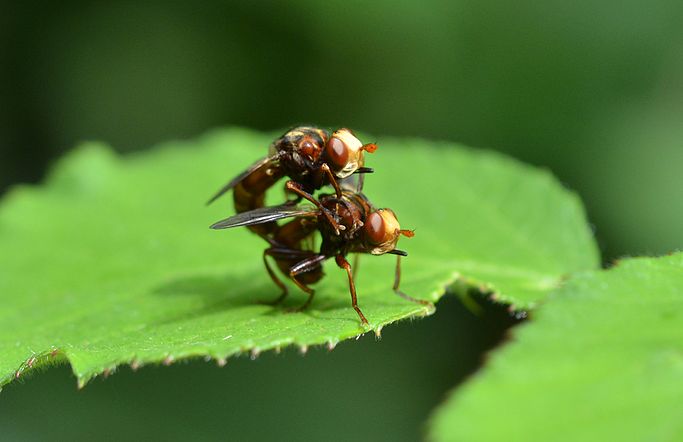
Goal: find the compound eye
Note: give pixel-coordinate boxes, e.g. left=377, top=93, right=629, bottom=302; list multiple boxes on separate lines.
left=364, top=212, right=386, bottom=245
left=326, top=136, right=349, bottom=170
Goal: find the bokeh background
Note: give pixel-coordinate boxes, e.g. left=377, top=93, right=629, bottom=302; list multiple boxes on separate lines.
left=1, top=1, right=681, bottom=440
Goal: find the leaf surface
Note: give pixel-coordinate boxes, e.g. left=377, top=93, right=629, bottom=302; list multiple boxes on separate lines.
left=0, top=128, right=598, bottom=387
left=429, top=253, right=683, bottom=441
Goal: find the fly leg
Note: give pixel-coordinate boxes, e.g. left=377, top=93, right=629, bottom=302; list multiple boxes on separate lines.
left=260, top=249, right=289, bottom=305
left=393, top=255, right=434, bottom=307
left=287, top=254, right=329, bottom=312
left=320, top=163, right=343, bottom=198
left=283, top=182, right=303, bottom=204
left=261, top=247, right=321, bottom=306
left=284, top=180, right=344, bottom=235
left=351, top=253, right=360, bottom=283
left=320, top=163, right=374, bottom=197
left=335, top=254, right=369, bottom=326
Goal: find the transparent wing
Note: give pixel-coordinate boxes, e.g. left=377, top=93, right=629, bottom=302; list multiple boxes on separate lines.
left=206, top=156, right=275, bottom=205
left=210, top=204, right=318, bottom=230
left=341, top=166, right=373, bottom=192
left=340, top=174, right=362, bottom=193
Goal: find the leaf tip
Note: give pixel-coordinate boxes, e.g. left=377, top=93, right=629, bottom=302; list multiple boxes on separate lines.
left=130, top=359, right=141, bottom=371
left=420, top=303, right=437, bottom=316
left=512, top=310, right=529, bottom=320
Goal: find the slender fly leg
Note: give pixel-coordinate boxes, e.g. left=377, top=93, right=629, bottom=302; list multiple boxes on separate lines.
left=260, top=249, right=289, bottom=305
left=335, top=254, right=369, bottom=325
left=284, top=180, right=345, bottom=235
left=287, top=254, right=329, bottom=312
left=393, top=255, right=433, bottom=307
left=261, top=247, right=322, bottom=305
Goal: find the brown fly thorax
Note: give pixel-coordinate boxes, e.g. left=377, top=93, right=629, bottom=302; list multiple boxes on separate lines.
left=318, top=190, right=372, bottom=255
left=272, top=126, right=330, bottom=191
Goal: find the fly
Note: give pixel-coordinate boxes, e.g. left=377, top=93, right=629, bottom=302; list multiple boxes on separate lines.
left=211, top=185, right=432, bottom=325
left=206, top=127, right=377, bottom=237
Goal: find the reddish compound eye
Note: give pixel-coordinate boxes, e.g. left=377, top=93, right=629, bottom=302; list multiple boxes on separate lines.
left=326, top=136, right=349, bottom=170
left=364, top=212, right=386, bottom=245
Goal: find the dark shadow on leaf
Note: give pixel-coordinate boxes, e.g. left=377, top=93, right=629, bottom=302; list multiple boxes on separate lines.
left=150, top=272, right=418, bottom=326
left=151, top=273, right=279, bottom=325
left=153, top=273, right=262, bottom=300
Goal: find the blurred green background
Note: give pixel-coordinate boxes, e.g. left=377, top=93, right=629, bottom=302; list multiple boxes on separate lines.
left=1, top=1, right=681, bottom=440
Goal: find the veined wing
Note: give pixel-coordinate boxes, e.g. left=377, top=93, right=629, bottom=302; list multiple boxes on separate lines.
left=206, top=156, right=275, bottom=205
left=210, top=204, right=318, bottom=230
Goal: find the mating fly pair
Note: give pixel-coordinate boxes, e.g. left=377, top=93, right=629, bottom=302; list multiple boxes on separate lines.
left=208, top=126, right=431, bottom=325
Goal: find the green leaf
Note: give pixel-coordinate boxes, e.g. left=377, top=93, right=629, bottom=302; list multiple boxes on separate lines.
left=428, top=253, right=683, bottom=441
left=0, top=128, right=598, bottom=387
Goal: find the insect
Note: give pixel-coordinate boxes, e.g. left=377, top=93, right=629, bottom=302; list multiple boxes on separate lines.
left=206, top=126, right=377, bottom=237
left=211, top=186, right=432, bottom=325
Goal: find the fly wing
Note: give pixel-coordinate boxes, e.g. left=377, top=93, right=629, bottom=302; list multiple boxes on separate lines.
left=341, top=167, right=373, bottom=193
left=340, top=174, right=363, bottom=193
left=210, top=204, right=318, bottom=230
left=206, top=156, right=275, bottom=205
